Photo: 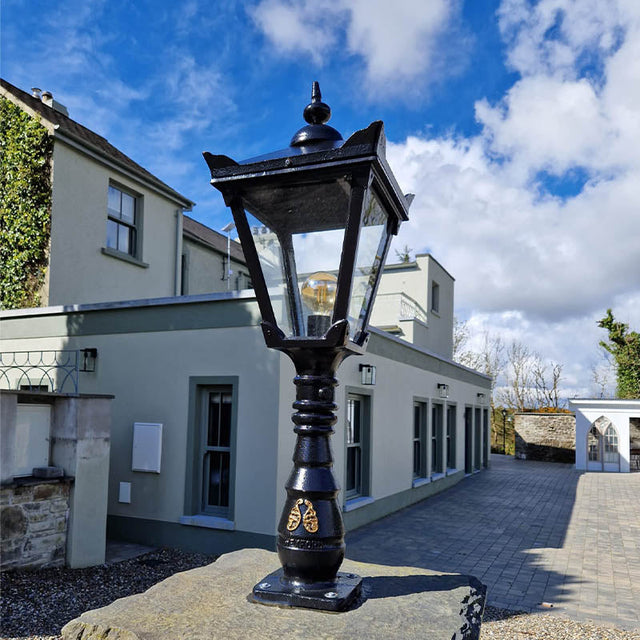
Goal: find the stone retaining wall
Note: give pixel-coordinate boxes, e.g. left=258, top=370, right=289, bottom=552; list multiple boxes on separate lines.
left=514, top=413, right=576, bottom=463
left=0, top=479, right=71, bottom=570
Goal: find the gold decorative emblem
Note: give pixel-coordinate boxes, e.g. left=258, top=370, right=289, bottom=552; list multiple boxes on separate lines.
left=302, top=499, right=319, bottom=533
left=286, top=498, right=319, bottom=533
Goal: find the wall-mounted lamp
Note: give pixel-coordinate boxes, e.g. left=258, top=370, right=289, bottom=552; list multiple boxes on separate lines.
left=359, top=364, right=376, bottom=386
left=80, top=348, right=98, bottom=373
left=477, top=392, right=486, bottom=405
left=437, top=383, right=449, bottom=398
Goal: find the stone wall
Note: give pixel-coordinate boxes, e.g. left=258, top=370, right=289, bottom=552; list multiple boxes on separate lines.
left=1, top=479, right=71, bottom=570
left=514, top=413, right=576, bottom=463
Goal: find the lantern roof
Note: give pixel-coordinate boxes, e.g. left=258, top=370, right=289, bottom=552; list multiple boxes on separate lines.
left=204, top=83, right=411, bottom=225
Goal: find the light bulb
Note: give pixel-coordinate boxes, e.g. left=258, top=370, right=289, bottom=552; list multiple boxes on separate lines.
left=301, top=271, right=337, bottom=316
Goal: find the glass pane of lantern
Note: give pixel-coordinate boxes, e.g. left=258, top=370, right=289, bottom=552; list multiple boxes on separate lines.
left=292, top=228, right=343, bottom=337
left=348, top=190, right=390, bottom=338
left=242, top=177, right=350, bottom=338
left=246, top=212, right=293, bottom=337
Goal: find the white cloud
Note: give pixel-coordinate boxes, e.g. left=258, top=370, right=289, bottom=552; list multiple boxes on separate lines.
left=384, top=0, right=640, bottom=397
left=250, top=0, right=459, bottom=90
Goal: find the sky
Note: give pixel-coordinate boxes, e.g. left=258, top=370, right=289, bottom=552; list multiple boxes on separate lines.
left=2, top=0, right=639, bottom=399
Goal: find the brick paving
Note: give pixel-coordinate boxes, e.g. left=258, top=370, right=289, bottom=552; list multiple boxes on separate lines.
left=346, top=454, right=640, bottom=630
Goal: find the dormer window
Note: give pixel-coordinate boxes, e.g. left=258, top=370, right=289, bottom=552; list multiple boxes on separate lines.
left=107, top=184, right=139, bottom=258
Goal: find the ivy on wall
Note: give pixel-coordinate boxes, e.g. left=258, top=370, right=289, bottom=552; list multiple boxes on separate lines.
left=0, top=97, right=53, bottom=309
left=598, top=309, right=640, bottom=400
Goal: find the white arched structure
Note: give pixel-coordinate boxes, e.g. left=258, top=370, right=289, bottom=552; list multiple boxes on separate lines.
left=570, top=399, right=640, bottom=473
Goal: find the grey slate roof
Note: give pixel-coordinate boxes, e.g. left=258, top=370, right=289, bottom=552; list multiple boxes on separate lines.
left=182, top=215, right=246, bottom=264
left=1, top=78, right=193, bottom=209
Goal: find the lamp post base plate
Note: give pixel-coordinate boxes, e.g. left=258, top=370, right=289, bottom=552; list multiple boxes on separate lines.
left=252, top=568, right=363, bottom=612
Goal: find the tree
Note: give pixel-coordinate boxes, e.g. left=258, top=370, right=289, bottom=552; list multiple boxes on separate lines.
left=394, top=244, right=412, bottom=263
left=590, top=347, right=615, bottom=399
left=497, top=341, right=565, bottom=411
left=453, top=321, right=505, bottom=401
left=598, top=309, right=640, bottom=399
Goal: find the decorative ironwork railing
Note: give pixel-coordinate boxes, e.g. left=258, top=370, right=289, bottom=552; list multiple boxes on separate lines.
left=0, top=349, right=97, bottom=395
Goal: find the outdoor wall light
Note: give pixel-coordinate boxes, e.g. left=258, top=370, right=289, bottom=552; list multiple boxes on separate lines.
left=437, top=383, right=450, bottom=398
left=79, top=348, right=98, bottom=373
left=359, top=363, right=376, bottom=386
left=205, top=82, right=411, bottom=612
left=477, top=392, right=486, bottom=404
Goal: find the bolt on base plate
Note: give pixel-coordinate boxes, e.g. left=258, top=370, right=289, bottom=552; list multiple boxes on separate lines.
left=251, top=568, right=363, bottom=612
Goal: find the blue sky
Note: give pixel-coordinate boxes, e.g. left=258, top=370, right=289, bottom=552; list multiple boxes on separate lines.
left=3, top=0, right=639, bottom=398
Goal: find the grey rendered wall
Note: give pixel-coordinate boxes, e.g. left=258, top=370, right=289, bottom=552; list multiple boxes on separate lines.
left=48, top=142, right=181, bottom=306
left=182, top=237, right=249, bottom=295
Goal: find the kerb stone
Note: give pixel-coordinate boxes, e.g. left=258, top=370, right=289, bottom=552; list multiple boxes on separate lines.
left=62, top=548, right=486, bottom=640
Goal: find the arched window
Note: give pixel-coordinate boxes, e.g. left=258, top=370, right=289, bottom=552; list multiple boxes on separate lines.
left=588, top=425, right=600, bottom=462
left=586, top=417, right=620, bottom=471
left=603, top=425, right=619, bottom=464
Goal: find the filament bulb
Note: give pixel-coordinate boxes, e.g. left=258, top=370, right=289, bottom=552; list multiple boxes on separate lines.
left=301, top=271, right=337, bottom=316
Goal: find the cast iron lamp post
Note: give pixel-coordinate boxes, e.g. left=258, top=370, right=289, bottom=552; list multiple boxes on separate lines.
left=204, top=82, right=411, bottom=612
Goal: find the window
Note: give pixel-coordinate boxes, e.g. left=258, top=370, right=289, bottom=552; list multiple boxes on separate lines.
left=107, top=184, right=139, bottom=257
left=464, top=407, right=473, bottom=474
left=588, top=425, right=600, bottom=461
left=603, top=425, right=619, bottom=464
left=446, top=404, right=456, bottom=469
left=202, top=389, right=232, bottom=514
left=346, top=394, right=369, bottom=499
left=413, top=401, right=427, bottom=478
left=431, top=280, right=440, bottom=313
left=183, top=377, right=238, bottom=523
left=474, top=407, right=482, bottom=470
left=482, top=408, right=489, bottom=467
left=431, top=402, right=444, bottom=475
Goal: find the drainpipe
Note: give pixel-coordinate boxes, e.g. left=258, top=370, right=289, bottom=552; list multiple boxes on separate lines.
left=175, top=210, right=183, bottom=296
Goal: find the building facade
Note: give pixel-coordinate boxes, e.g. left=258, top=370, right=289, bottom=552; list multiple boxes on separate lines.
left=1, top=79, right=492, bottom=559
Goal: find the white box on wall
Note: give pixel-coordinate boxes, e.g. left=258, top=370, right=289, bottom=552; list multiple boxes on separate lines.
left=131, top=422, right=163, bottom=473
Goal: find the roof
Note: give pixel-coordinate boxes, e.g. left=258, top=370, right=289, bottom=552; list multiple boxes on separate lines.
left=0, top=78, right=193, bottom=209
left=182, top=215, right=246, bottom=264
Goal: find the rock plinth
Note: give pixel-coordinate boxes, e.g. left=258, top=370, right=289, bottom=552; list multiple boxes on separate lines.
left=62, top=548, right=486, bottom=640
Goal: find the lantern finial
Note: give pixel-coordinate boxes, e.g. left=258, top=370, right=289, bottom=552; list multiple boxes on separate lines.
left=303, top=81, right=331, bottom=125
left=290, top=82, right=343, bottom=148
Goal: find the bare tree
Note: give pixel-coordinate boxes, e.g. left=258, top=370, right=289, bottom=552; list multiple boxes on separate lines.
left=454, top=328, right=505, bottom=402
left=590, top=347, right=615, bottom=398
left=498, top=341, right=535, bottom=411
left=532, top=361, right=563, bottom=409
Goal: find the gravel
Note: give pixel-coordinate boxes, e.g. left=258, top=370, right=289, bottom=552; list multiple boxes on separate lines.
left=2, top=549, right=639, bottom=640
left=0, top=548, right=215, bottom=640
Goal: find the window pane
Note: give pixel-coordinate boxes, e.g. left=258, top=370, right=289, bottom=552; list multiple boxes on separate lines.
left=219, top=393, right=232, bottom=447
left=106, top=219, right=118, bottom=249
left=352, top=399, right=361, bottom=443
left=348, top=191, right=389, bottom=338
left=413, top=440, right=421, bottom=476
left=208, top=393, right=220, bottom=446
left=108, top=186, right=121, bottom=217
left=121, top=192, right=135, bottom=223
left=346, top=447, right=360, bottom=494
left=206, top=451, right=230, bottom=507
left=414, top=405, right=420, bottom=439
left=118, top=223, right=130, bottom=254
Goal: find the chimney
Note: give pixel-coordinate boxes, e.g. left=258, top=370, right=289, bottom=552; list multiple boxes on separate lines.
left=31, top=87, right=42, bottom=99
left=41, top=91, right=54, bottom=107
left=39, top=90, right=69, bottom=116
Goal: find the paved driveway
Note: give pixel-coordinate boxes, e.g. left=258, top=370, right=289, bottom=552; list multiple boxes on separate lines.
left=346, top=455, right=640, bottom=630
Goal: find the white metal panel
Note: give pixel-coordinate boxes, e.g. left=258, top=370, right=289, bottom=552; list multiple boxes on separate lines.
left=131, top=422, right=163, bottom=473
left=14, top=404, right=51, bottom=477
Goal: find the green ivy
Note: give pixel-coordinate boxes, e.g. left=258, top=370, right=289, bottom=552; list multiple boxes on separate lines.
left=0, top=97, right=53, bottom=309
left=598, top=309, right=640, bottom=399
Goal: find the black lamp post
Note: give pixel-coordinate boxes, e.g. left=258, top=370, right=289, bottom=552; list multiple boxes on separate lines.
left=204, top=82, right=411, bottom=612
left=501, top=408, right=507, bottom=454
